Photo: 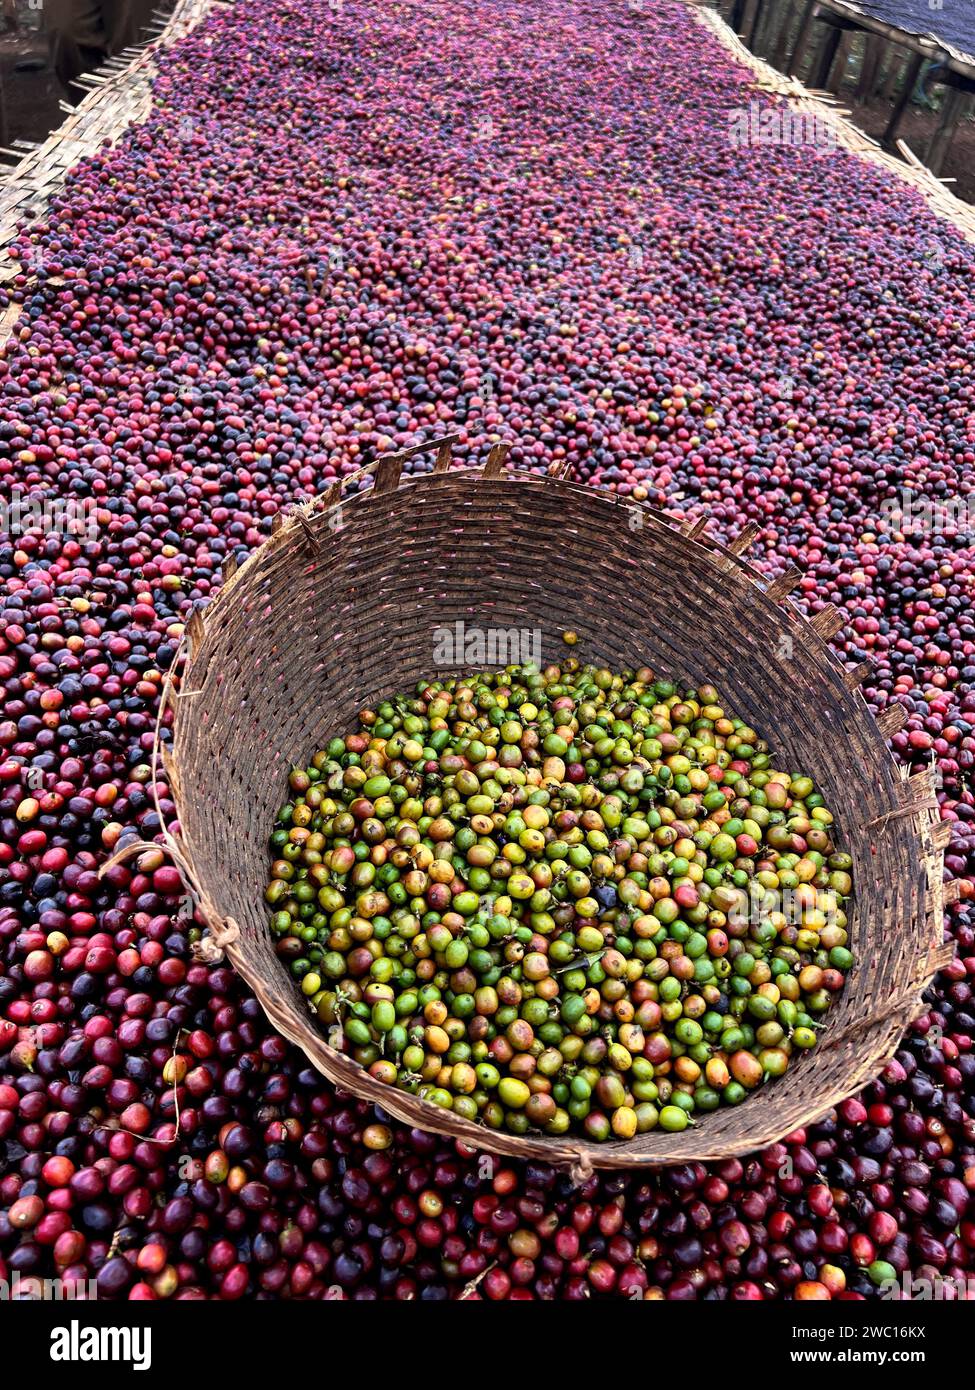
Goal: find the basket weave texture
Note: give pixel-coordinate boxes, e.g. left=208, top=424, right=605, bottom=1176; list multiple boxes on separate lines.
left=165, top=453, right=951, bottom=1168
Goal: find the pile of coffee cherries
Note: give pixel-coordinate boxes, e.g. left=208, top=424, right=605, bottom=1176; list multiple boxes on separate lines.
left=267, top=663, right=853, bottom=1141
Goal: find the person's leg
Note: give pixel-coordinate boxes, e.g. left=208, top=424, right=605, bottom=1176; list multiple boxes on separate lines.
left=99, top=0, right=134, bottom=56
left=47, top=0, right=108, bottom=94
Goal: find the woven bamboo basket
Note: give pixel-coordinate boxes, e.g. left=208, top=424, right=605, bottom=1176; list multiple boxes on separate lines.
left=160, top=436, right=953, bottom=1170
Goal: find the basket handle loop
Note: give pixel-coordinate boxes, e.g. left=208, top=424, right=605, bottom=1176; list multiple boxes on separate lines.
left=567, top=1154, right=595, bottom=1186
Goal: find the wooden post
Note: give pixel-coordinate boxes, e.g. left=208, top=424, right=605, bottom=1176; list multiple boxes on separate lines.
left=855, top=31, right=882, bottom=103
left=880, top=48, right=906, bottom=103
left=770, top=0, right=796, bottom=69
left=752, top=0, right=775, bottom=55
left=811, top=18, right=844, bottom=89
left=925, top=84, right=969, bottom=175
left=787, top=0, right=818, bottom=79
left=746, top=0, right=764, bottom=48
left=738, top=0, right=759, bottom=43
left=830, top=28, right=854, bottom=94
left=881, top=51, right=923, bottom=152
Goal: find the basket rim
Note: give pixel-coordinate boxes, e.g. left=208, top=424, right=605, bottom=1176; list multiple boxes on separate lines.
left=163, top=457, right=950, bottom=1168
